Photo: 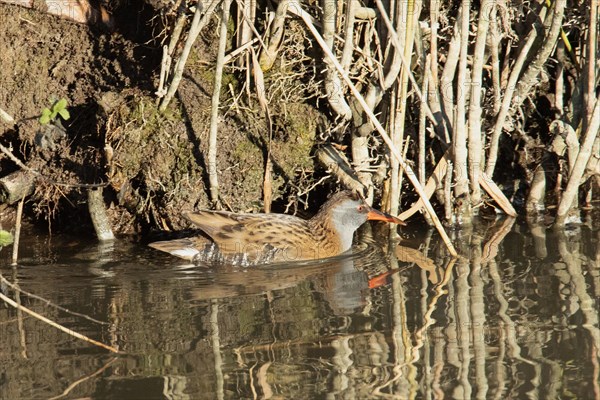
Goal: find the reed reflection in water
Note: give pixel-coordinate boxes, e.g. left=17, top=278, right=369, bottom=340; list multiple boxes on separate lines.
left=0, top=216, right=598, bottom=399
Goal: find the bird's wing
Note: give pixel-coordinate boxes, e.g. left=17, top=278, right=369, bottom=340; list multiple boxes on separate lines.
left=184, top=211, right=317, bottom=260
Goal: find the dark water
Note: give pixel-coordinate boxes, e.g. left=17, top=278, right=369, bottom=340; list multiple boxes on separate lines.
left=1, top=217, right=599, bottom=399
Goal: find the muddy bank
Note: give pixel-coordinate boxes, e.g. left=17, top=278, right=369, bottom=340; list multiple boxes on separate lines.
left=0, top=3, right=324, bottom=237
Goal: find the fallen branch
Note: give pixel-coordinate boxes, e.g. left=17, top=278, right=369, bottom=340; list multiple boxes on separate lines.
left=398, top=153, right=449, bottom=221
left=0, top=170, right=34, bottom=204
left=396, top=150, right=517, bottom=221
left=479, top=172, right=517, bottom=217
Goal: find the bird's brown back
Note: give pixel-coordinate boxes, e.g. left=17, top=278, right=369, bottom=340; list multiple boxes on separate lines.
left=184, top=210, right=344, bottom=263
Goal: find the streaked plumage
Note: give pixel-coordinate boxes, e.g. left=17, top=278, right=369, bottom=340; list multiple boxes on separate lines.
left=149, top=191, right=405, bottom=266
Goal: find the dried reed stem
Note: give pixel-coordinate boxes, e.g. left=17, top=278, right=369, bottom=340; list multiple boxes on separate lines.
left=389, top=0, right=417, bottom=215
left=297, top=3, right=458, bottom=256
left=208, top=0, right=233, bottom=205
left=467, top=0, right=494, bottom=206
left=585, top=0, right=599, bottom=128
left=452, top=0, right=471, bottom=223
left=556, top=94, right=600, bottom=224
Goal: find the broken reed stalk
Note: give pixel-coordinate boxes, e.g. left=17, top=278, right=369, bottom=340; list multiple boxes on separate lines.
left=296, top=3, right=458, bottom=257
left=11, top=198, right=24, bottom=265
left=159, top=0, right=221, bottom=112
left=0, top=290, right=119, bottom=353
left=556, top=94, right=600, bottom=224
left=208, top=0, right=233, bottom=206
left=88, top=188, right=115, bottom=241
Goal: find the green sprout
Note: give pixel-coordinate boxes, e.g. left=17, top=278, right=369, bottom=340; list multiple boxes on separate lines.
left=39, top=98, right=71, bottom=125
left=0, top=230, right=13, bottom=247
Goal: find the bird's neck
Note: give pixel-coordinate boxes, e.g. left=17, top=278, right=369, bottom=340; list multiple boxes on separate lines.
left=310, top=211, right=354, bottom=253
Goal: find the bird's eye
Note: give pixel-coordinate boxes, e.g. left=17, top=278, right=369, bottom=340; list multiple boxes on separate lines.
left=357, top=205, right=364, bottom=212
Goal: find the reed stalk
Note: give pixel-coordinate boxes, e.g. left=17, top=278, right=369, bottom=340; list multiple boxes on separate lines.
left=556, top=94, right=600, bottom=224
left=467, top=0, right=494, bottom=207
left=296, top=3, right=458, bottom=256
left=207, top=0, right=233, bottom=206
left=452, top=0, right=472, bottom=224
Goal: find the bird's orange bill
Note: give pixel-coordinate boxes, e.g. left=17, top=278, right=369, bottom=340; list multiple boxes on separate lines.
left=366, top=208, right=407, bottom=225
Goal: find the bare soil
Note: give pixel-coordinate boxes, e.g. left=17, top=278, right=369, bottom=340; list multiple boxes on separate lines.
left=0, top=3, right=321, bottom=236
